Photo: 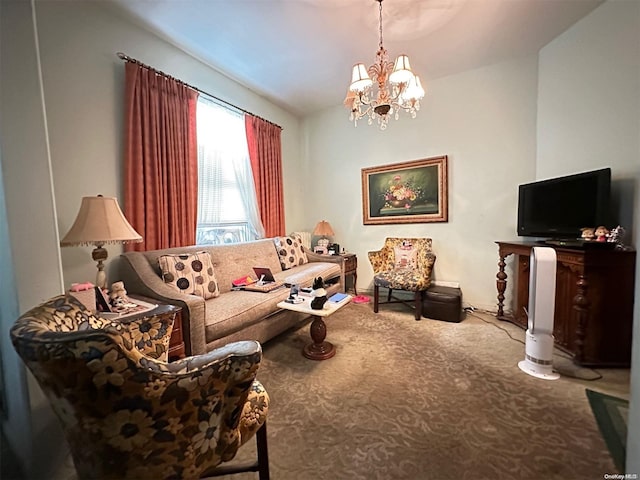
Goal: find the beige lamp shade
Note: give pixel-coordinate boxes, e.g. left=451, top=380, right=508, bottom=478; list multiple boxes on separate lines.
left=313, top=221, right=334, bottom=237
left=60, top=196, right=142, bottom=246
left=313, top=221, right=334, bottom=250
left=60, top=195, right=142, bottom=290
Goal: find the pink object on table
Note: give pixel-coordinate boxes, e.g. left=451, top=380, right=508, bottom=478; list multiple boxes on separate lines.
left=70, top=282, right=94, bottom=292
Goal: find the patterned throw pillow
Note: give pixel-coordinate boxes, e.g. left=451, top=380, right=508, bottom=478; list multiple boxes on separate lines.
left=274, top=234, right=308, bottom=270
left=158, top=252, right=220, bottom=299
left=393, top=246, right=417, bottom=270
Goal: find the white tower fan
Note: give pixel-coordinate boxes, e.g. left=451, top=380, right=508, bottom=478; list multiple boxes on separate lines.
left=518, top=246, right=560, bottom=380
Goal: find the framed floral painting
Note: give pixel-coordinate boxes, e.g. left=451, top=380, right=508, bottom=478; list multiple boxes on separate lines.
left=361, top=156, right=448, bottom=225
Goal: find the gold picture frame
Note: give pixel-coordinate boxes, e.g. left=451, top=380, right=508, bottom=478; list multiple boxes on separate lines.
left=361, top=155, right=448, bottom=225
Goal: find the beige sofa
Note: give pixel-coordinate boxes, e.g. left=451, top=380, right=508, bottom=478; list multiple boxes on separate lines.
left=120, top=238, right=344, bottom=355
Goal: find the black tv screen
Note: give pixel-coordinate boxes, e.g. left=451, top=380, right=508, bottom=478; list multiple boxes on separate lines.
left=517, top=168, right=611, bottom=239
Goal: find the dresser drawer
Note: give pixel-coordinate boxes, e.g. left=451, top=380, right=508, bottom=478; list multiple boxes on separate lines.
left=343, top=254, right=357, bottom=273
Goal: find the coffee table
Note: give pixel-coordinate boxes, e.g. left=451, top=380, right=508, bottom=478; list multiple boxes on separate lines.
left=277, top=294, right=352, bottom=360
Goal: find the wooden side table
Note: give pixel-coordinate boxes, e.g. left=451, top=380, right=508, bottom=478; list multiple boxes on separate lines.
left=277, top=295, right=352, bottom=360
left=126, top=295, right=186, bottom=362
left=166, top=307, right=186, bottom=361
left=340, top=253, right=357, bottom=295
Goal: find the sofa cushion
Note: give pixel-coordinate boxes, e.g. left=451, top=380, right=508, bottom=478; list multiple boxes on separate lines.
left=274, top=234, right=308, bottom=270
left=158, top=252, right=220, bottom=299
left=276, top=262, right=341, bottom=287
left=203, top=261, right=341, bottom=343
left=394, top=245, right=417, bottom=270
left=205, top=289, right=290, bottom=341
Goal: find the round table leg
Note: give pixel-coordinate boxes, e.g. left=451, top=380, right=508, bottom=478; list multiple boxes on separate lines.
left=303, top=315, right=335, bottom=360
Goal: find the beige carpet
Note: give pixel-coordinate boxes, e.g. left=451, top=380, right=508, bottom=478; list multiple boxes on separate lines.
left=217, top=303, right=624, bottom=480
left=48, top=303, right=627, bottom=480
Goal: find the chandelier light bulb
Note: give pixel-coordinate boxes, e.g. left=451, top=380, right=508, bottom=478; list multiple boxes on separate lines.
left=413, top=76, right=425, bottom=99
left=389, top=55, right=414, bottom=85
left=350, top=64, right=373, bottom=93
left=401, top=75, right=425, bottom=103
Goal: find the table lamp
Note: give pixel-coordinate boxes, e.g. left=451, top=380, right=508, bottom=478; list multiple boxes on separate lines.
left=60, top=195, right=142, bottom=289
left=313, top=220, right=334, bottom=249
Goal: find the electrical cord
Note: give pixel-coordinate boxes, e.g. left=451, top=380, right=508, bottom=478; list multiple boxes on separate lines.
left=464, top=307, right=603, bottom=381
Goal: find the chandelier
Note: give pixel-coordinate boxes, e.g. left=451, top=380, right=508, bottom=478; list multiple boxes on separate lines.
left=344, top=0, right=425, bottom=130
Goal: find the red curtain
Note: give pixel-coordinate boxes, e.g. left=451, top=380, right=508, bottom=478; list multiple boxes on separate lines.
left=245, top=115, right=285, bottom=237
left=123, top=62, right=199, bottom=251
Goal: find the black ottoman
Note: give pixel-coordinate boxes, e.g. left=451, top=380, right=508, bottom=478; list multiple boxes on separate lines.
left=422, top=285, right=463, bottom=322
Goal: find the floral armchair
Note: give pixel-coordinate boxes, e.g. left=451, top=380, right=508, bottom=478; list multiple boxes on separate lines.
left=10, top=294, right=270, bottom=480
left=368, top=237, right=436, bottom=320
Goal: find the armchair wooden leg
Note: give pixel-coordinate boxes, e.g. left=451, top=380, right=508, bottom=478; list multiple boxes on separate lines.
left=414, top=291, right=423, bottom=320
left=208, top=421, right=269, bottom=478
left=374, top=285, right=379, bottom=313
left=256, top=422, right=270, bottom=480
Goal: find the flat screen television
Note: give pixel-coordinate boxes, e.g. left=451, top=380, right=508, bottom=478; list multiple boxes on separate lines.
left=517, top=168, right=611, bottom=239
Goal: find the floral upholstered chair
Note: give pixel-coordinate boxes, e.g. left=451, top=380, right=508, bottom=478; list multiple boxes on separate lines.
left=10, top=294, right=270, bottom=480
left=368, top=238, right=436, bottom=320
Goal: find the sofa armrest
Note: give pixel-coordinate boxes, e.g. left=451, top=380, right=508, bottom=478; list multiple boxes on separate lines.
left=120, top=252, right=207, bottom=356
left=304, top=247, right=346, bottom=290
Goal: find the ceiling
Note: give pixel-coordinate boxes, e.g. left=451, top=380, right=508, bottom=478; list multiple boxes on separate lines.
left=108, top=0, right=603, bottom=117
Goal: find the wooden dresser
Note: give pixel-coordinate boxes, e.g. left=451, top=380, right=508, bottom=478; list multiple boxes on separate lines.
left=495, top=241, right=636, bottom=367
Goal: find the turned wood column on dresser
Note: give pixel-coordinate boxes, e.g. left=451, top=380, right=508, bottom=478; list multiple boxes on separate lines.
left=495, top=241, right=636, bottom=367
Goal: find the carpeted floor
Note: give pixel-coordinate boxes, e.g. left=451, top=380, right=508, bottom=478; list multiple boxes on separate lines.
left=47, top=303, right=629, bottom=480
left=214, top=303, right=626, bottom=480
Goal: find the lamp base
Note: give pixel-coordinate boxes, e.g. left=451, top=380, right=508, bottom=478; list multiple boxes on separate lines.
left=92, top=245, right=108, bottom=290
left=95, top=268, right=107, bottom=291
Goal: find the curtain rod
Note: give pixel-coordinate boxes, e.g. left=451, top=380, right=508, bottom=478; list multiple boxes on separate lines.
left=116, top=52, right=283, bottom=130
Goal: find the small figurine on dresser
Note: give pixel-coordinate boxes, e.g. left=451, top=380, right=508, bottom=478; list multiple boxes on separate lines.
left=310, top=276, right=328, bottom=310
left=607, top=225, right=628, bottom=249
left=580, top=227, right=595, bottom=241
left=594, top=225, right=609, bottom=242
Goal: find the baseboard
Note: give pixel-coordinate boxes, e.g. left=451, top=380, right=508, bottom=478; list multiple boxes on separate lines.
left=432, top=280, right=460, bottom=288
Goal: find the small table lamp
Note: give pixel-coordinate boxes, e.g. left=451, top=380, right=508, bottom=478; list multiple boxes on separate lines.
left=313, top=220, right=334, bottom=249
left=60, top=195, right=142, bottom=289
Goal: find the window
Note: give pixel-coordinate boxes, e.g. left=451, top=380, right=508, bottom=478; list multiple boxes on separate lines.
left=196, top=97, right=264, bottom=244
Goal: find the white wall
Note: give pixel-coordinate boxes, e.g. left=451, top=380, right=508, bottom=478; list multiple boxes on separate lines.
left=537, top=0, right=639, bottom=232
left=299, top=56, right=539, bottom=310
left=0, top=151, right=31, bottom=476
left=33, top=0, right=302, bottom=288
left=0, top=0, right=67, bottom=476
left=536, top=0, right=639, bottom=472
